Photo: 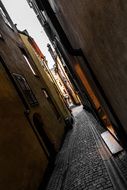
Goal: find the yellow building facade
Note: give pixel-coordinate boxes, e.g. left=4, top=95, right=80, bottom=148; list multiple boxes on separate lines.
left=19, top=32, right=71, bottom=121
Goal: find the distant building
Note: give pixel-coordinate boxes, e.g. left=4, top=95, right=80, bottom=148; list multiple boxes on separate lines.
left=50, top=66, right=72, bottom=107
left=48, top=44, right=81, bottom=108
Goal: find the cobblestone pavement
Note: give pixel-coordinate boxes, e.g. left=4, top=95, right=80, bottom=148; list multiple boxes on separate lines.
left=115, top=151, right=127, bottom=181
left=46, top=109, right=114, bottom=190
left=87, top=111, right=127, bottom=182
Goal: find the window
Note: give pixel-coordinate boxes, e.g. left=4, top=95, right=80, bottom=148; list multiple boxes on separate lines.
left=20, top=48, right=37, bottom=76
left=63, top=89, right=67, bottom=94
left=23, top=55, right=36, bottom=75
left=32, top=1, right=39, bottom=15
left=48, top=0, right=57, bottom=13
left=59, top=81, right=62, bottom=86
left=42, top=89, right=49, bottom=98
left=13, top=73, right=38, bottom=106
left=37, top=11, right=47, bottom=26
left=0, top=8, right=12, bottom=28
left=42, top=88, right=60, bottom=119
left=27, top=0, right=33, bottom=8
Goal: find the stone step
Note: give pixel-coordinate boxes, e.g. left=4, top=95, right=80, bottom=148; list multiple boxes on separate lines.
left=101, top=131, right=123, bottom=154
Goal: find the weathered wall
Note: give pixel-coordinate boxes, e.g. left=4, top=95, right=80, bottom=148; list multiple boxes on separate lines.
left=51, top=0, right=127, bottom=133
left=0, top=13, right=66, bottom=189
left=0, top=60, right=48, bottom=190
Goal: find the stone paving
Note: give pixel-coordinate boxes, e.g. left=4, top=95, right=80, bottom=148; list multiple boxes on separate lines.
left=46, top=108, right=114, bottom=190
left=87, top=110, right=127, bottom=183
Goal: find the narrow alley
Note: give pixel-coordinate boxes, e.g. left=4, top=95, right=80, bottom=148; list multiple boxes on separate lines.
left=46, top=106, right=127, bottom=190
left=2, top=0, right=127, bottom=190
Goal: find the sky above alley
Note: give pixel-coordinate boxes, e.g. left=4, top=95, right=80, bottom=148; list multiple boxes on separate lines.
left=1, top=0, right=55, bottom=69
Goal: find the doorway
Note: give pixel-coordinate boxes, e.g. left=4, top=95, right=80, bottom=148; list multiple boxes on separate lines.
left=33, top=113, right=57, bottom=159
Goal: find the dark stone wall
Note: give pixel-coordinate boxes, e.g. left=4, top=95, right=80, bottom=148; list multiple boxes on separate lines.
left=52, top=0, right=127, bottom=133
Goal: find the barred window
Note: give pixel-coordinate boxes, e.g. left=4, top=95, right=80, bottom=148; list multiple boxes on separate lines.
left=13, top=73, right=38, bottom=106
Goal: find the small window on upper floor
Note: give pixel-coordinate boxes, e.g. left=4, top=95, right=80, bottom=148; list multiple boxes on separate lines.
left=63, top=89, right=67, bottom=94
left=48, top=0, right=57, bottom=13
left=20, top=48, right=37, bottom=76
left=42, top=88, right=60, bottom=119
left=0, top=7, right=12, bottom=28
left=59, top=81, right=62, bottom=86
left=27, top=0, right=33, bottom=8
left=23, top=54, right=36, bottom=75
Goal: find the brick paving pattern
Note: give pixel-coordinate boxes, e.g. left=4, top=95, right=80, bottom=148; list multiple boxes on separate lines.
left=46, top=110, right=114, bottom=190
